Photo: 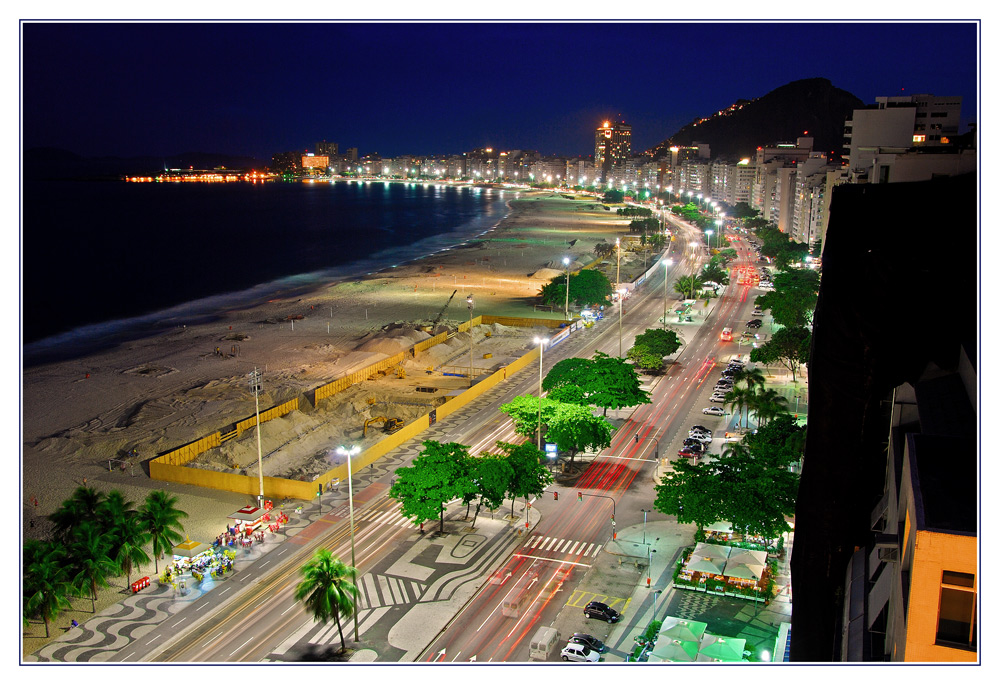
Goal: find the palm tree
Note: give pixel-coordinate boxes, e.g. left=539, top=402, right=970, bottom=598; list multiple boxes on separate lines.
left=66, top=520, right=119, bottom=613
left=724, top=386, right=753, bottom=432
left=49, top=486, right=106, bottom=541
left=97, top=491, right=150, bottom=586
left=295, top=549, right=359, bottom=654
left=24, top=540, right=74, bottom=638
left=753, top=388, right=789, bottom=428
left=140, top=490, right=188, bottom=573
left=674, top=275, right=704, bottom=301
left=732, top=366, right=766, bottom=393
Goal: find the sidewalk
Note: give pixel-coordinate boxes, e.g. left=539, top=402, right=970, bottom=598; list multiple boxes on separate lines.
left=599, top=521, right=792, bottom=662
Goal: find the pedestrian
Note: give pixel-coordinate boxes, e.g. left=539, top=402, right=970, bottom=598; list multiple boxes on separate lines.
left=82, top=477, right=87, bottom=486
left=634, top=433, right=639, bottom=444
left=71, top=620, right=79, bottom=628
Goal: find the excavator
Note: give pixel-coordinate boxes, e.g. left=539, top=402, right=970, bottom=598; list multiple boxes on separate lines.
left=431, top=290, right=458, bottom=327
left=363, top=416, right=403, bottom=437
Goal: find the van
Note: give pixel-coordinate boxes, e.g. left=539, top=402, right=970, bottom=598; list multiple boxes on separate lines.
left=529, top=626, right=560, bottom=661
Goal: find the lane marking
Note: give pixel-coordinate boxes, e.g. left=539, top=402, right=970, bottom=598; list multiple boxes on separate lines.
left=230, top=636, right=254, bottom=656
left=513, top=553, right=592, bottom=567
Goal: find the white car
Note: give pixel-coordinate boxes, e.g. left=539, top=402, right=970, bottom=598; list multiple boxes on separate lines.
left=709, top=394, right=727, bottom=403
left=703, top=406, right=725, bottom=416
left=561, top=642, right=601, bottom=662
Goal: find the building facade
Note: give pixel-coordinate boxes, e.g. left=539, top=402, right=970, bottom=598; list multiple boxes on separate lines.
left=594, top=120, right=632, bottom=183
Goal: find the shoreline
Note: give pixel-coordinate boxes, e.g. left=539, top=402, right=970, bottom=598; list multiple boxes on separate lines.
left=24, top=187, right=514, bottom=366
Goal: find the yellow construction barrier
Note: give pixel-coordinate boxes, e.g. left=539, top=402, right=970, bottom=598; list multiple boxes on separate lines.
left=235, top=398, right=300, bottom=434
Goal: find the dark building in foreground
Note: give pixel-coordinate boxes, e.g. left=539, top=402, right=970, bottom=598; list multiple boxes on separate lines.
left=790, top=173, right=978, bottom=662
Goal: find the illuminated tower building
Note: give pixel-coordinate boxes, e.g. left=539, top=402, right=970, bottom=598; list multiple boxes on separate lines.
left=594, top=119, right=632, bottom=183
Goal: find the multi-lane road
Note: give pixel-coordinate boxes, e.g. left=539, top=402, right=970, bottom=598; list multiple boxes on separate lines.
left=131, top=219, right=767, bottom=663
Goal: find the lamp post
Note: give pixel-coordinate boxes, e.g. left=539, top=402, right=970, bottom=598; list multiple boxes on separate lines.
left=563, top=256, right=571, bottom=320
left=467, top=294, right=474, bottom=386
left=705, top=229, right=713, bottom=253
left=248, top=369, right=264, bottom=507
left=641, top=508, right=649, bottom=544
left=662, top=258, right=673, bottom=328
left=336, top=445, right=361, bottom=642
left=534, top=337, right=549, bottom=450
left=618, top=287, right=627, bottom=358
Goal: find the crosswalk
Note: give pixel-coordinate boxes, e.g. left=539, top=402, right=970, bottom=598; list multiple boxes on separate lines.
left=333, top=498, right=464, bottom=530
left=358, top=573, right=427, bottom=608
left=521, top=535, right=602, bottom=558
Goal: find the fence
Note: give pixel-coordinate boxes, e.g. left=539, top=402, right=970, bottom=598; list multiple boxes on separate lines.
left=150, top=313, right=577, bottom=499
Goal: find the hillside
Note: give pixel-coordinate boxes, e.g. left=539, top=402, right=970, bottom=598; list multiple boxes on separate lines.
left=651, top=78, right=865, bottom=162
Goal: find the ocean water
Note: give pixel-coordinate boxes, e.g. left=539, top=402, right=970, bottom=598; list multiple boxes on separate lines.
left=23, top=179, right=511, bottom=363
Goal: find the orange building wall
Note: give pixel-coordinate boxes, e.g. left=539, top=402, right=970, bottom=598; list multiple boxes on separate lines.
left=903, top=530, right=977, bottom=662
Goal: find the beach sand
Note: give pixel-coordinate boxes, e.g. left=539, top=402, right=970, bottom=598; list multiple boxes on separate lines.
left=20, top=191, right=655, bottom=657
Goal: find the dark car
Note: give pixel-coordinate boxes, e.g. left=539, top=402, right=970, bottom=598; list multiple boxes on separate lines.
left=683, top=438, right=705, bottom=449
left=690, top=425, right=712, bottom=434
left=746, top=319, right=762, bottom=329
left=584, top=601, right=622, bottom=623
left=570, top=633, right=607, bottom=653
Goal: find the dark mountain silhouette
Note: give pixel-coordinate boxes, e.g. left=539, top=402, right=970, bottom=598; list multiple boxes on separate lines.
left=650, top=78, right=865, bottom=162
left=23, top=148, right=265, bottom=179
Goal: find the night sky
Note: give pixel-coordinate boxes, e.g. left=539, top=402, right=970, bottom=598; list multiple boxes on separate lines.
left=22, top=21, right=978, bottom=162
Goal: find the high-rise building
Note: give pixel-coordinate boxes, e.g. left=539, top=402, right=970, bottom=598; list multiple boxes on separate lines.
left=316, top=140, right=339, bottom=157
left=594, top=120, right=632, bottom=183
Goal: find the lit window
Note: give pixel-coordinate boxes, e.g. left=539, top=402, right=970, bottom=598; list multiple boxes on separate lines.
left=913, top=134, right=926, bottom=143
left=937, top=571, right=976, bottom=649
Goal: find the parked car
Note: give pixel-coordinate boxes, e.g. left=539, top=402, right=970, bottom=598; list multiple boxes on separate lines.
left=751, top=309, right=764, bottom=317
left=683, top=437, right=705, bottom=448
left=689, top=434, right=712, bottom=444
left=746, top=319, right=763, bottom=329
left=690, top=425, right=712, bottom=433
left=710, top=394, right=727, bottom=403
left=584, top=601, right=621, bottom=623
left=569, top=634, right=607, bottom=653
left=561, top=642, right=601, bottom=662
left=678, top=447, right=701, bottom=458
left=703, top=406, right=725, bottom=416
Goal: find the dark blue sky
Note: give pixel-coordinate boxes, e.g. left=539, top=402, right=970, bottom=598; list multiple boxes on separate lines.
left=22, top=22, right=978, bottom=162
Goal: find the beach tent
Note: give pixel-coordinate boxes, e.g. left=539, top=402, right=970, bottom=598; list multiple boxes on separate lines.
left=724, top=549, right=767, bottom=580
left=651, top=638, right=699, bottom=662
left=658, top=616, right=708, bottom=643
left=172, top=537, right=211, bottom=560
left=685, top=542, right=731, bottom=574
left=698, top=634, right=747, bottom=662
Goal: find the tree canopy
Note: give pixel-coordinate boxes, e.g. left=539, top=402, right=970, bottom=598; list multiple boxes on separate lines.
left=750, top=326, right=811, bottom=382
left=544, top=352, right=650, bottom=416
left=627, top=328, right=682, bottom=373
left=602, top=189, right=624, bottom=204
left=389, top=441, right=470, bottom=532
left=544, top=403, right=615, bottom=462
left=538, top=268, right=612, bottom=309
left=754, top=267, right=820, bottom=328
left=295, top=549, right=358, bottom=654
left=491, top=442, right=553, bottom=514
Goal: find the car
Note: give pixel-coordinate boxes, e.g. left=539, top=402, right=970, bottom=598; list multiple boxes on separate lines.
left=561, top=642, right=601, bottom=662
left=584, top=601, right=621, bottom=623
left=690, top=425, right=712, bottom=433
left=751, top=309, right=764, bottom=317
left=569, top=634, right=607, bottom=653
left=678, top=447, right=701, bottom=458
left=746, top=319, right=763, bottom=329
left=715, top=379, right=733, bottom=387
left=683, top=437, right=705, bottom=447
left=683, top=441, right=707, bottom=452
left=703, top=406, right=725, bottom=416
left=689, top=432, right=712, bottom=441
left=710, top=394, right=727, bottom=403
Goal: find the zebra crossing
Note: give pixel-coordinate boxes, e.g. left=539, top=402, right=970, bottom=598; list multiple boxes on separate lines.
left=333, top=497, right=465, bottom=530
left=521, top=535, right=603, bottom=558
left=358, top=573, right=427, bottom=608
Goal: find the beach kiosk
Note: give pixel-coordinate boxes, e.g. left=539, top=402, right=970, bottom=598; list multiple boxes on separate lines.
left=172, top=537, right=212, bottom=563
left=228, top=505, right=267, bottom=535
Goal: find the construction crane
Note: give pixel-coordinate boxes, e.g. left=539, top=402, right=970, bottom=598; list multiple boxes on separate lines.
left=432, top=289, right=458, bottom=327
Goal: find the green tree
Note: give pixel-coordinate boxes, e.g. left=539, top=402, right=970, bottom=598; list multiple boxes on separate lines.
left=602, top=189, right=624, bottom=203
left=500, top=394, right=561, bottom=442
left=539, top=269, right=613, bottom=309
left=742, top=414, right=807, bottom=466
left=674, top=275, right=703, bottom=300
left=724, top=385, right=755, bottom=432
left=653, top=458, right=724, bottom=532
left=627, top=344, right=666, bottom=372
left=713, top=444, right=798, bottom=546
left=66, top=520, right=118, bottom=613
left=750, top=326, right=811, bottom=382
left=754, top=268, right=820, bottom=328
left=389, top=441, right=469, bottom=533
left=730, top=202, right=759, bottom=220
left=753, top=388, right=789, bottom=427
left=139, top=490, right=188, bottom=573
left=586, top=352, right=651, bottom=416
left=294, top=549, right=358, bottom=654
left=495, top=442, right=553, bottom=516
left=49, top=486, right=106, bottom=541
left=98, top=491, right=150, bottom=588
left=699, top=262, right=730, bottom=286
left=24, top=540, right=74, bottom=638
left=632, top=328, right=682, bottom=359
left=545, top=403, right=615, bottom=463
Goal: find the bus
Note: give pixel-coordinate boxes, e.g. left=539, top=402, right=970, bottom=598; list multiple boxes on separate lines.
left=720, top=327, right=733, bottom=342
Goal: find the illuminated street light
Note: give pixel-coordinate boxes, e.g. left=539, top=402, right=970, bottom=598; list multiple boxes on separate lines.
left=618, top=287, right=627, bottom=358
left=705, top=229, right=713, bottom=252
left=662, top=258, right=673, bottom=328
left=335, top=445, right=362, bottom=642
left=534, top=337, right=550, bottom=450
left=467, top=294, right=475, bottom=385
left=563, top=256, right=571, bottom=320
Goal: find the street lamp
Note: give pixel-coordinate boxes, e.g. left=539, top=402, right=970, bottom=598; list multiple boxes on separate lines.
left=467, top=294, right=475, bottom=386
left=705, top=229, right=713, bottom=253
left=662, top=258, right=673, bottom=328
left=335, top=444, right=362, bottom=642
left=618, top=287, right=627, bottom=358
left=641, top=508, right=649, bottom=544
left=534, top=337, right=549, bottom=450
left=563, top=256, right=571, bottom=320
left=248, top=369, right=264, bottom=507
